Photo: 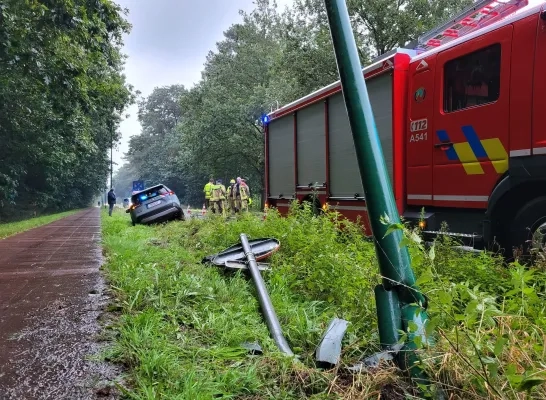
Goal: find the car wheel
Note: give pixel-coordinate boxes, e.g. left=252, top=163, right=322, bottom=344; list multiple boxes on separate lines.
left=506, top=196, right=546, bottom=259
left=132, top=221, right=136, bottom=226
left=177, top=211, right=185, bottom=221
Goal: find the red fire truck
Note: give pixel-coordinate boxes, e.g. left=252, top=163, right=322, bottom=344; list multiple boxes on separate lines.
left=264, top=0, right=546, bottom=254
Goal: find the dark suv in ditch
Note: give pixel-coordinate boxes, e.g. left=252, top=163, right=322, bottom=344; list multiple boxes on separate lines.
left=126, top=184, right=184, bottom=226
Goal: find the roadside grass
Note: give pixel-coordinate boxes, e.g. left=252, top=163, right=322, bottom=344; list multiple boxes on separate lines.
left=0, top=209, right=81, bottom=239
left=100, top=205, right=546, bottom=399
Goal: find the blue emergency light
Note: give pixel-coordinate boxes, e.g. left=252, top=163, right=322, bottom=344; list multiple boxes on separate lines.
left=261, top=114, right=270, bottom=125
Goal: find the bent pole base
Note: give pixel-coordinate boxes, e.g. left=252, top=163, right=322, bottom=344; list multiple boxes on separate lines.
left=322, top=0, right=433, bottom=388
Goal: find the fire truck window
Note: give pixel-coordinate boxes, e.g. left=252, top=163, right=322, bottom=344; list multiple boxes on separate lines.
left=443, top=43, right=501, bottom=113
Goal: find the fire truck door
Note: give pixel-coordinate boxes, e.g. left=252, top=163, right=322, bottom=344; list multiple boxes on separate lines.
left=432, top=25, right=513, bottom=208
left=407, top=56, right=436, bottom=207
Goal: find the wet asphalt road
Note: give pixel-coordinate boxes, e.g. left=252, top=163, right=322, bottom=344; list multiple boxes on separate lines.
left=0, top=208, right=118, bottom=399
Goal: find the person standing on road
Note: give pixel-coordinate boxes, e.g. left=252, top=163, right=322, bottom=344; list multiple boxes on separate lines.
left=204, top=178, right=214, bottom=211
left=107, top=188, right=116, bottom=217
left=210, top=179, right=226, bottom=215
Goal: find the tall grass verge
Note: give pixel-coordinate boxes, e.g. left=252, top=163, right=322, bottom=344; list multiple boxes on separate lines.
left=100, top=204, right=545, bottom=399
left=0, top=209, right=81, bottom=239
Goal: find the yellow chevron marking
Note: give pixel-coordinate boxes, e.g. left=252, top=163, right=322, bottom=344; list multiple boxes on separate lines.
left=453, top=142, right=485, bottom=175
left=481, top=138, right=508, bottom=174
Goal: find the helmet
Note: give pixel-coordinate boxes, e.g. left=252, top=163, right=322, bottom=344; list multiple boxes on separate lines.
left=230, top=179, right=235, bottom=184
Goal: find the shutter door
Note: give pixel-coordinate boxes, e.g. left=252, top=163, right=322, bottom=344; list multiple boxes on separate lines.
left=328, top=93, right=365, bottom=197
left=368, top=73, right=394, bottom=182
left=268, top=115, right=295, bottom=198
left=328, top=74, right=393, bottom=198
left=296, top=101, right=326, bottom=186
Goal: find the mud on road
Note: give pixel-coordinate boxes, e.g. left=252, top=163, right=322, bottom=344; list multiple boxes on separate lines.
left=0, top=208, right=119, bottom=400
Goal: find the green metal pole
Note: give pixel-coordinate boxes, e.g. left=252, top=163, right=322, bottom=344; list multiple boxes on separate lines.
left=322, top=0, right=431, bottom=384
left=323, top=0, right=421, bottom=303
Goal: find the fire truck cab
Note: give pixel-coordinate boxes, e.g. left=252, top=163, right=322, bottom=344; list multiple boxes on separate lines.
left=264, top=0, right=546, bottom=255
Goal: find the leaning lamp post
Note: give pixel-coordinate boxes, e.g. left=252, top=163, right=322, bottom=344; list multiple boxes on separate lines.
left=322, top=0, right=433, bottom=387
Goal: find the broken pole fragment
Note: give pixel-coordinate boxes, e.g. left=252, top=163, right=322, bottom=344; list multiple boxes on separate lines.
left=240, top=233, right=294, bottom=357
left=315, top=317, right=349, bottom=369
left=241, top=341, right=263, bottom=355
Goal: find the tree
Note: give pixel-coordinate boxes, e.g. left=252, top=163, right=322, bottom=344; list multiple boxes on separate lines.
left=115, top=0, right=476, bottom=211
left=112, top=162, right=140, bottom=200
left=176, top=3, right=288, bottom=206
left=276, top=0, right=369, bottom=98
left=121, top=85, right=191, bottom=202
left=0, top=0, right=134, bottom=220
left=347, top=0, right=474, bottom=56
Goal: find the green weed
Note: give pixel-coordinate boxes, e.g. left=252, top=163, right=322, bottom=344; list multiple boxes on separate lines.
left=100, top=204, right=546, bottom=399
left=384, top=219, right=546, bottom=399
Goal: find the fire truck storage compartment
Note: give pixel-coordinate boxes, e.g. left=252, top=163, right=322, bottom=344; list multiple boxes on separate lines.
left=328, top=72, right=393, bottom=198
left=268, top=114, right=295, bottom=198
left=297, top=101, right=326, bottom=186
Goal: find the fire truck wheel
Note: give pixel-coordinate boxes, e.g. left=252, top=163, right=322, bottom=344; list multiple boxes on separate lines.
left=507, top=196, right=546, bottom=257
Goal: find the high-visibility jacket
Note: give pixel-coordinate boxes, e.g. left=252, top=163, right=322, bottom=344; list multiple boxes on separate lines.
left=227, top=185, right=234, bottom=199
left=204, top=182, right=213, bottom=199
left=238, top=183, right=249, bottom=200
left=211, top=184, right=226, bottom=201
left=233, top=183, right=249, bottom=199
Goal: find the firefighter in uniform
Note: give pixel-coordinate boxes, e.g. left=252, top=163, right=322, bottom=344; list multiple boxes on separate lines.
left=243, top=179, right=252, bottom=209
left=241, top=179, right=251, bottom=211
left=234, top=177, right=250, bottom=212
left=226, top=179, right=236, bottom=214
left=203, top=178, right=214, bottom=211
left=211, top=179, right=226, bottom=215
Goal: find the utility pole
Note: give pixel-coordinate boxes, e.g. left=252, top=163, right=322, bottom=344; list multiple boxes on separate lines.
left=110, top=129, right=114, bottom=189
left=323, top=0, right=433, bottom=390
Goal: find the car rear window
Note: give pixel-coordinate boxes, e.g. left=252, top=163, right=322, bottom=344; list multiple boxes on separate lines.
left=131, top=185, right=169, bottom=205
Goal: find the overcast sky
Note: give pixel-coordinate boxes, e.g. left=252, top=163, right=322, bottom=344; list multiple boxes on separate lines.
left=112, top=0, right=294, bottom=172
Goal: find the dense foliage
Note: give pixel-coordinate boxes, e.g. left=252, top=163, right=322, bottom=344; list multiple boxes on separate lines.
left=115, top=0, right=471, bottom=207
left=101, top=207, right=546, bottom=398
left=0, top=0, right=134, bottom=220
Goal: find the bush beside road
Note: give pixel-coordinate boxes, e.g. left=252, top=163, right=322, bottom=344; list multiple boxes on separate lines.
left=100, top=205, right=546, bottom=399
